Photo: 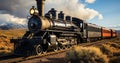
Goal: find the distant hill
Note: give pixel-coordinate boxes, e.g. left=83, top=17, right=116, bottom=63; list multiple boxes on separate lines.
left=0, top=23, right=27, bottom=30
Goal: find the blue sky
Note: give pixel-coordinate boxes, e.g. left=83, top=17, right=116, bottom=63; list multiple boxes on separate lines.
left=84, top=0, right=120, bottom=30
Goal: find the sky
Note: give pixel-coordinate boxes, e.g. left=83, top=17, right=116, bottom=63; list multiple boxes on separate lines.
left=85, top=0, right=120, bottom=30
left=0, top=0, right=120, bottom=30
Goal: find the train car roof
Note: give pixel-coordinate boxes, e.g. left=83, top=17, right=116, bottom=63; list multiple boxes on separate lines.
left=102, top=27, right=111, bottom=31
left=87, top=23, right=101, bottom=28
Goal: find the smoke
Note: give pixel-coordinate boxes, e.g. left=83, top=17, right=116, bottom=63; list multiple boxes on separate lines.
left=45, top=0, right=103, bottom=20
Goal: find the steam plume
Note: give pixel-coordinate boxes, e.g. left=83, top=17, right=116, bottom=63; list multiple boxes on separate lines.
left=45, top=0, right=103, bottom=20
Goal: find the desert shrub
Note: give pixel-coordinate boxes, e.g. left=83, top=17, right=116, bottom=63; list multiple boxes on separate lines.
left=0, top=45, right=13, bottom=53
left=110, top=43, right=120, bottom=49
left=0, top=46, right=9, bottom=50
left=66, top=46, right=109, bottom=63
left=99, top=44, right=113, bottom=56
left=0, top=47, right=5, bottom=50
left=99, top=44, right=120, bottom=57
left=115, top=38, right=120, bottom=43
left=109, top=56, right=120, bottom=63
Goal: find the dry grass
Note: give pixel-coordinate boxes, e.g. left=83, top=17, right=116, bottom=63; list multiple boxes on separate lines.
left=96, top=41, right=120, bottom=63
left=99, top=42, right=120, bottom=56
left=66, top=46, right=109, bottom=63
left=110, top=43, right=120, bottom=48
left=0, top=29, right=26, bottom=56
left=99, top=44, right=113, bottom=56
left=66, top=38, right=120, bottom=63
left=0, top=29, right=26, bottom=38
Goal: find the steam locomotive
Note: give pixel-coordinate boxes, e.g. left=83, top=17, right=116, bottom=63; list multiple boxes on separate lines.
left=10, top=0, right=117, bottom=56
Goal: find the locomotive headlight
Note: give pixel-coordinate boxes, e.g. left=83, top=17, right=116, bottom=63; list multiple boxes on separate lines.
left=29, top=6, right=38, bottom=15
left=30, top=8, right=35, bottom=15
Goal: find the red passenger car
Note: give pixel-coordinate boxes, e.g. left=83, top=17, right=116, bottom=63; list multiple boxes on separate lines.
left=102, top=27, right=112, bottom=38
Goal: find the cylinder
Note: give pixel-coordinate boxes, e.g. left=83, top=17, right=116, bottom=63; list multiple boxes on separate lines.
left=36, top=0, right=45, bottom=16
left=58, top=11, right=64, bottom=20
left=66, top=16, right=71, bottom=21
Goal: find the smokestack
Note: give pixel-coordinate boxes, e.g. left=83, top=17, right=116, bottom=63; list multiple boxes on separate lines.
left=36, top=0, right=45, bottom=16
left=66, top=16, right=71, bottom=21
left=58, top=11, right=64, bottom=20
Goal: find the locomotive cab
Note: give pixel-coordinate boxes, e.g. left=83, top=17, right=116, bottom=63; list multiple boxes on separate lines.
left=72, top=17, right=84, bottom=31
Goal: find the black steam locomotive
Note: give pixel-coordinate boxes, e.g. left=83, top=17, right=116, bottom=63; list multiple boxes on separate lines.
left=11, top=0, right=117, bottom=56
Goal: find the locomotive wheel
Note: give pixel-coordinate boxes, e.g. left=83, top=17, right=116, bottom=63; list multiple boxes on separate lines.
left=58, top=43, right=63, bottom=50
left=66, top=45, right=71, bottom=49
left=87, top=38, right=91, bottom=43
left=65, top=45, right=68, bottom=49
left=34, top=44, right=43, bottom=55
left=59, top=47, right=63, bottom=50
left=54, top=46, right=59, bottom=52
left=43, top=51, right=47, bottom=54
left=62, top=45, right=66, bottom=49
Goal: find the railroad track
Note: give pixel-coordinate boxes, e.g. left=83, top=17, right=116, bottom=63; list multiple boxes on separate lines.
left=0, top=39, right=110, bottom=63
left=0, top=47, right=70, bottom=63
left=0, top=54, right=24, bottom=63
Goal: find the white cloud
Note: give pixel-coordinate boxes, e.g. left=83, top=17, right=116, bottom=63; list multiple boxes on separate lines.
left=0, top=13, right=27, bottom=25
left=108, top=24, right=120, bottom=30
left=45, top=0, right=103, bottom=20
left=98, top=14, right=103, bottom=20
left=85, top=0, right=96, bottom=4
